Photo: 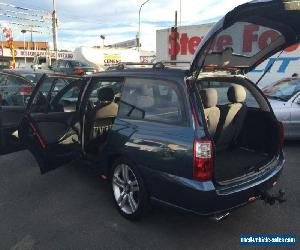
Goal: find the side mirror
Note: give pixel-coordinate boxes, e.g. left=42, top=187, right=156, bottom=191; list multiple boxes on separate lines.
left=296, top=99, right=300, bottom=105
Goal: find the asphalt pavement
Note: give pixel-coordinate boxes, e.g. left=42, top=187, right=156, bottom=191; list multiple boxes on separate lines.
left=0, top=142, right=299, bottom=250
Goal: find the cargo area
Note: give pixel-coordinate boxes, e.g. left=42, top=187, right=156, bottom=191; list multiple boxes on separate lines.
left=197, top=77, right=280, bottom=184
left=214, top=109, right=279, bottom=182
left=214, top=147, right=271, bottom=182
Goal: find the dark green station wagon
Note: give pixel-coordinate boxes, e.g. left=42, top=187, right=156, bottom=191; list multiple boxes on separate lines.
left=18, top=0, right=299, bottom=220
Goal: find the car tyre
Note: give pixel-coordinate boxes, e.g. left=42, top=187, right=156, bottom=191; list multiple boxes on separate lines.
left=111, top=158, right=149, bottom=221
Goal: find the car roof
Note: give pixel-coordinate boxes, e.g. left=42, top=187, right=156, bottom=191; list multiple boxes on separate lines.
left=89, top=67, right=187, bottom=84
left=58, top=59, right=78, bottom=62
left=20, top=68, right=187, bottom=86
left=3, top=69, right=52, bottom=74
left=0, top=71, right=33, bottom=84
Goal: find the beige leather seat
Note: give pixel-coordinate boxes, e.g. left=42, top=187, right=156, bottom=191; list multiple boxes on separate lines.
left=199, top=88, right=220, bottom=138
left=215, top=84, right=247, bottom=149
left=88, top=87, right=118, bottom=140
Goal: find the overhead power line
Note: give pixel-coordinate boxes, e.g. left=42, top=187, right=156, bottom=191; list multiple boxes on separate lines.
left=0, top=13, right=50, bottom=23
left=7, top=22, right=51, bottom=35
left=0, top=2, right=54, bottom=48
left=8, top=21, right=43, bottom=29
left=0, top=8, right=51, bottom=20
left=0, top=2, right=50, bottom=15
left=0, top=2, right=53, bottom=39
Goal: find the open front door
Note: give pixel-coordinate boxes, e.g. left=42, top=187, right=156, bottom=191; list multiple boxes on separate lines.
left=19, top=74, right=86, bottom=174
left=0, top=72, right=33, bottom=150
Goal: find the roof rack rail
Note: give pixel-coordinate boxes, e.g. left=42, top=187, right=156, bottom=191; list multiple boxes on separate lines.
left=109, top=61, right=191, bottom=71
left=160, top=61, right=191, bottom=65
left=116, top=62, right=155, bottom=69
left=152, top=61, right=191, bottom=69
left=155, top=61, right=191, bottom=69
left=118, top=62, right=155, bottom=66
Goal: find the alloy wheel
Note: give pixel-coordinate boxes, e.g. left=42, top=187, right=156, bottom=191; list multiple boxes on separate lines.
left=112, top=164, right=140, bottom=215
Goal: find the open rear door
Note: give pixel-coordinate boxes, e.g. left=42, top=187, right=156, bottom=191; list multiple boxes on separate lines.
left=19, top=74, right=86, bottom=174
left=190, top=0, right=300, bottom=75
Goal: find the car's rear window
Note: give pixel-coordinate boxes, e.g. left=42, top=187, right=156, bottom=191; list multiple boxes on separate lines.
left=70, top=61, right=90, bottom=67
left=21, top=73, right=42, bottom=83
left=0, top=75, right=29, bottom=86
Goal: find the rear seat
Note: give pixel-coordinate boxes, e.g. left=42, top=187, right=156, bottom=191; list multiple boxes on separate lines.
left=215, top=84, right=247, bottom=150
left=199, top=88, right=220, bottom=138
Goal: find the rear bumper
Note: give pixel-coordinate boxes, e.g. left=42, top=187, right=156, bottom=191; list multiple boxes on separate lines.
left=144, top=153, right=284, bottom=215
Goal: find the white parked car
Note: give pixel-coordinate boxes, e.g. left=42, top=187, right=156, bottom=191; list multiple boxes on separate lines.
left=262, top=78, right=300, bottom=139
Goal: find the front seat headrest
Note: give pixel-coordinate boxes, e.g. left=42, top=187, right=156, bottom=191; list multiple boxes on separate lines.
left=98, top=87, right=114, bottom=102
left=227, top=84, right=246, bottom=103
left=200, top=88, right=218, bottom=108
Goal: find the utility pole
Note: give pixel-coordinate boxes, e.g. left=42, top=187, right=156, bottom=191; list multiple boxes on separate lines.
left=52, top=0, right=58, bottom=58
left=21, top=30, right=27, bottom=64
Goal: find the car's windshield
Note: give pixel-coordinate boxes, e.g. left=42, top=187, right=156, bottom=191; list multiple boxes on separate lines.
left=263, top=79, right=300, bottom=102
left=70, top=61, right=90, bottom=67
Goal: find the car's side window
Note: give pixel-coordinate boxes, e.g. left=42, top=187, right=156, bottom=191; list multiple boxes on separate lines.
left=52, top=61, right=57, bottom=68
left=85, top=79, right=123, bottom=111
left=30, top=77, right=75, bottom=113
left=200, top=80, right=260, bottom=108
left=0, top=74, right=32, bottom=107
left=118, top=78, right=184, bottom=125
left=58, top=61, right=66, bottom=69
left=50, top=80, right=85, bottom=113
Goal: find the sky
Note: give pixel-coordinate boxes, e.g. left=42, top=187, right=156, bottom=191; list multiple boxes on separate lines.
left=1, top=0, right=249, bottom=51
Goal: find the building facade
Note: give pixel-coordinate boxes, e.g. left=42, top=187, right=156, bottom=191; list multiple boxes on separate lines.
left=2, top=41, right=48, bottom=50
left=0, top=41, right=74, bottom=67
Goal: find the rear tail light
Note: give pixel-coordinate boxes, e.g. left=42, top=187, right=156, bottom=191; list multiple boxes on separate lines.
left=278, top=121, right=284, bottom=150
left=193, top=140, right=214, bottom=181
left=19, top=85, right=33, bottom=96
left=74, top=67, right=85, bottom=75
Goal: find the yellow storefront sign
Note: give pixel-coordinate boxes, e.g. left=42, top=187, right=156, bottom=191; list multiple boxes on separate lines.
left=104, top=54, right=121, bottom=66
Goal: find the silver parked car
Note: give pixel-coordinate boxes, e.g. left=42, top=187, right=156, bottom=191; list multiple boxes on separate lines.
left=262, top=78, right=300, bottom=139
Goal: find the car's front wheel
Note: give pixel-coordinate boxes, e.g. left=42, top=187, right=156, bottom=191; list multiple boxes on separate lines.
left=111, top=160, right=148, bottom=220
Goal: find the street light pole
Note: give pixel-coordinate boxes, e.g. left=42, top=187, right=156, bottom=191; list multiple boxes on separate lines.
left=137, top=0, right=150, bottom=52
left=100, top=35, right=105, bottom=48
left=179, top=0, right=182, bottom=26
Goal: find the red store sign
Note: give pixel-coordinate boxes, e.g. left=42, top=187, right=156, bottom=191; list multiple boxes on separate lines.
left=168, top=24, right=300, bottom=57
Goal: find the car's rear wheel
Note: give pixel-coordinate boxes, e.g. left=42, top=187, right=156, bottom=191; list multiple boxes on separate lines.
left=111, top=160, right=148, bottom=220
